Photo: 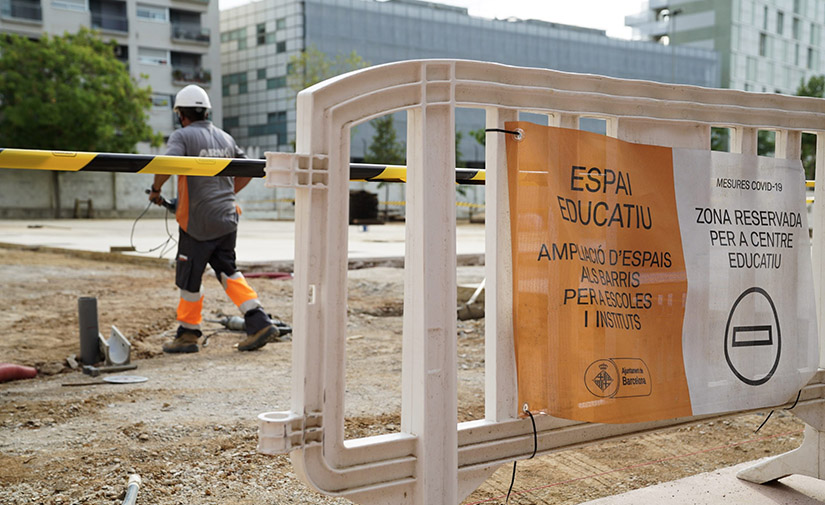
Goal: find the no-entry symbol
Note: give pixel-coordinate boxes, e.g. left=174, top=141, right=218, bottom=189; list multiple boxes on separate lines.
left=724, top=287, right=781, bottom=386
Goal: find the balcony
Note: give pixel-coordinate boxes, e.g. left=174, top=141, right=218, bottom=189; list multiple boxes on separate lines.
left=172, top=66, right=211, bottom=85
left=91, top=12, right=128, bottom=32
left=171, top=23, right=210, bottom=44
left=0, top=0, right=42, bottom=22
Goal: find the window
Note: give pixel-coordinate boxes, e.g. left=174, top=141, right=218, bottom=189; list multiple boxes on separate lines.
left=151, top=94, right=172, bottom=108
left=808, top=47, right=815, bottom=69
left=224, top=72, right=248, bottom=85
left=223, top=72, right=248, bottom=95
left=138, top=47, right=169, bottom=65
left=224, top=116, right=240, bottom=128
left=759, top=32, right=767, bottom=56
left=794, top=0, right=802, bottom=14
left=52, top=0, right=86, bottom=11
left=795, top=43, right=800, bottom=65
left=265, top=32, right=277, bottom=44
left=746, top=56, right=757, bottom=80
left=249, top=111, right=287, bottom=141
left=777, top=11, right=784, bottom=34
left=257, top=68, right=266, bottom=80
left=276, top=17, right=286, bottom=30
left=276, top=41, right=286, bottom=53
left=221, top=28, right=247, bottom=49
left=763, top=5, right=768, bottom=30
left=257, top=23, right=266, bottom=45
left=267, top=76, right=286, bottom=89
left=793, top=17, right=800, bottom=39
left=137, top=3, right=168, bottom=22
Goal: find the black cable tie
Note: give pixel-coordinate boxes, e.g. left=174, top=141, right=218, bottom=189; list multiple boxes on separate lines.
left=485, top=128, right=524, bottom=140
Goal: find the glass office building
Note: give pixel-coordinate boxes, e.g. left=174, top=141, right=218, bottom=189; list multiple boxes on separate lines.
left=221, top=0, right=721, bottom=160
left=627, top=0, right=825, bottom=93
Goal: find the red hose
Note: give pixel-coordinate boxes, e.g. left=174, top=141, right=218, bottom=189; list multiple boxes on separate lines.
left=0, top=363, right=37, bottom=383
left=243, top=272, right=292, bottom=279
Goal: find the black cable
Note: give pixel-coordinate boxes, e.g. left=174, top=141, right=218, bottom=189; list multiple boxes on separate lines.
left=526, top=409, right=538, bottom=459
left=504, top=461, right=517, bottom=505
left=504, top=408, right=539, bottom=504
left=485, top=128, right=522, bottom=138
left=785, top=390, right=802, bottom=411
left=130, top=200, right=177, bottom=257
left=755, top=410, right=774, bottom=433
left=755, top=389, right=803, bottom=433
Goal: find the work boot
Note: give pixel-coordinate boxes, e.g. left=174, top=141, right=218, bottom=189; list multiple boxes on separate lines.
left=237, top=324, right=279, bottom=351
left=162, top=328, right=201, bottom=354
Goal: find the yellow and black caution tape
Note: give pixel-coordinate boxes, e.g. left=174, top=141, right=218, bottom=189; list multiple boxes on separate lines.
left=243, top=198, right=486, bottom=210
left=377, top=200, right=485, bottom=209
left=0, top=148, right=486, bottom=185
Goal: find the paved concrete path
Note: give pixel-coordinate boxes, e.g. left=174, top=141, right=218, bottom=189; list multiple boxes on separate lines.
left=0, top=218, right=486, bottom=266
left=582, top=460, right=825, bottom=505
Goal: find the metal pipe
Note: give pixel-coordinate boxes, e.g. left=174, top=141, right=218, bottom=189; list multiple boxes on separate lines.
left=78, top=297, right=100, bottom=366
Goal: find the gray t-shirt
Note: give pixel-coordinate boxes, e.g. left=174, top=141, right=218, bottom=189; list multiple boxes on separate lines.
left=165, top=121, right=246, bottom=241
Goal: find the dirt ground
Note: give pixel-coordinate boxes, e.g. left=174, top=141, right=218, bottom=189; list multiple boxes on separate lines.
left=0, top=247, right=805, bottom=505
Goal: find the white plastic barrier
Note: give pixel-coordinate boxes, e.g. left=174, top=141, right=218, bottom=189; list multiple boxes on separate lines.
left=260, top=59, right=825, bottom=505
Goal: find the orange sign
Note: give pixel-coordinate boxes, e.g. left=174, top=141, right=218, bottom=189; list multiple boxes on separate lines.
left=507, top=122, right=819, bottom=424
left=507, top=122, right=691, bottom=423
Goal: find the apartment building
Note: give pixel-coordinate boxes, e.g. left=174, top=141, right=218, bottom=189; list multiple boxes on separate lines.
left=0, top=0, right=222, bottom=140
left=0, top=0, right=223, bottom=217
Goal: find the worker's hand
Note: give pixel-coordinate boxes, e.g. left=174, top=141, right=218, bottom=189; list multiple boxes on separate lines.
left=147, top=186, right=162, bottom=205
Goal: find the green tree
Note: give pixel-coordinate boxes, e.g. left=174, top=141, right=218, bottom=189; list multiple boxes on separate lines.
left=364, top=115, right=405, bottom=165
left=288, top=45, right=369, bottom=92
left=796, top=75, right=824, bottom=180
left=468, top=128, right=486, bottom=147
left=287, top=46, right=368, bottom=149
left=364, top=115, right=405, bottom=220
left=0, top=28, right=160, bottom=152
left=455, top=130, right=465, bottom=168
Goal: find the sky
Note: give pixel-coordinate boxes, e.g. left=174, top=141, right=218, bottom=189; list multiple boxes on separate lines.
left=217, top=0, right=648, bottom=40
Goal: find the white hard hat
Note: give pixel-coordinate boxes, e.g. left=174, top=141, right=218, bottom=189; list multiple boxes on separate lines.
left=174, top=84, right=211, bottom=111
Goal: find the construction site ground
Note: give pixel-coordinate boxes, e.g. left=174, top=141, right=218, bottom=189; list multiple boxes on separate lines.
left=0, top=219, right=816, bottom=505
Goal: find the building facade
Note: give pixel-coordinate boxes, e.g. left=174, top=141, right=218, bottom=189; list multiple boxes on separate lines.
left=0, top=0, right=222, bottom=137
left=220, top=0, right=721, bottom=160
left=626, top=0, right=825, bottom=93
left=0, top=0, right=222, bottom=217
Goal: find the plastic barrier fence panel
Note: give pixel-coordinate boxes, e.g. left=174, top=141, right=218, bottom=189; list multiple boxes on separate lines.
left=508, top=122, right=818, bottom=424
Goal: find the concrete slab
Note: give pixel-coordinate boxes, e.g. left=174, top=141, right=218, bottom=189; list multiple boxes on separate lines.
left=581, top=461, right=825, bottom=505
left=0, top=218, right=487, bottom=267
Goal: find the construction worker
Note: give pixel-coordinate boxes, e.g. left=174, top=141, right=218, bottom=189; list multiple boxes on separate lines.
left=149, top=84, right=282, bottom=353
